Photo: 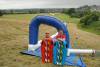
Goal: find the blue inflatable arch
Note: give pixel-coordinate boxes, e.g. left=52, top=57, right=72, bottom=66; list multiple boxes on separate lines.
left=29, top=15, right=70, bottom=48
left=22, top=16, right=85, bottom=67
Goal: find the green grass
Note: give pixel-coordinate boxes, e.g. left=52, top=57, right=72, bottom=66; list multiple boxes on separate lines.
left=1, top=14, right=36, bottom=20
left=1, top=13, right=80, bottom=23
left=78, top=21, right=100, bottom=35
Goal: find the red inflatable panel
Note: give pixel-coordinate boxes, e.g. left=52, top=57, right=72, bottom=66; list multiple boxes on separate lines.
left=41, top=38, right=53, bottom=63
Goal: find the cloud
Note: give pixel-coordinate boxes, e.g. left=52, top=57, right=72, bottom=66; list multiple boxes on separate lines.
left=0, top=0, right=100, bottom=9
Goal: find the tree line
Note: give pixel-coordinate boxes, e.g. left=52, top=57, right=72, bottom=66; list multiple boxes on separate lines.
left=63, top=7, right=100, bottom=26
left=0, top=8, right=66, bottom=16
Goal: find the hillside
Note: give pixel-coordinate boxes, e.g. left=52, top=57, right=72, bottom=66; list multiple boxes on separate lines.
left=79, top=20, right=100, bottom=35
left=78, top=11, right=100, bottom=35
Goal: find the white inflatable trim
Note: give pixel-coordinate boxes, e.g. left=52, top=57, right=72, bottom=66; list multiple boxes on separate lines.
left=28, top=32, right=58, bottom=51
left=67, top=49, right=95, bottom=56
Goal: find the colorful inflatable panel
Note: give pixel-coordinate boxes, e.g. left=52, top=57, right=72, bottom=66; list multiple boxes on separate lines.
left=41, top=39, right=53, bottom=63
left=53, top=40, right=67, bottom=65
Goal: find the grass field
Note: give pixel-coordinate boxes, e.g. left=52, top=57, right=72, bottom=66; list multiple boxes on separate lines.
left=0, top=13, right=100, bottom=67
left=78, top=20, right=100, bottom=35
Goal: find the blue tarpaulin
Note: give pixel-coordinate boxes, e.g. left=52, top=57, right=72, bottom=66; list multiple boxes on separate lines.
left=22, top=47, right=86, bottom=67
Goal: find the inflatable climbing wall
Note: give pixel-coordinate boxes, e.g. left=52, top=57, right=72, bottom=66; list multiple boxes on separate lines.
left=53, top=40, right=67, bottom=65
left=41, top=39, right=53, bottom=63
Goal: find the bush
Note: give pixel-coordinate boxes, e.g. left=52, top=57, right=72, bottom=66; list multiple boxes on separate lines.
left=80, top=13, right=99, bottom=26
left=91, top=12, right=99, bottom=21
left=67, top=8, right=76, bottom=17
left=0, top=11, right=3, bottom=16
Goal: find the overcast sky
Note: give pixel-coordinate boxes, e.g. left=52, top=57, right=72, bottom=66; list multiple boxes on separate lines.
left=0, top=0, right=100, bottom=9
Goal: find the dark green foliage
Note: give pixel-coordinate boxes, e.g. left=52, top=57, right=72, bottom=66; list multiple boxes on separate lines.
left=64, top=8, right=91, bottom=18
left=28, top=10, right=33, bottom=14
left=67, top=8, right=75, bottom=15
left=80, top=13, right=99, bottom=26
left=91, top=12, right=99, bottom=21
left=80, top=14, right=93, bottom=25
left=66, top=8, right=78, bottom=17
left=0, top=10, right=3, bottom=16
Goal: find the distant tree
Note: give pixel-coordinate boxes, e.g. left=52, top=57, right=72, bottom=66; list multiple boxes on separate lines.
left=64, top=5, right=93, bottom=18
left=10, top=10, right=14, bottom=14
left=62, top=9, right=68, bottom=14
left=40, top=9, right=45, bottom=13
left=0, top=10, right=3, bottom=16
left=80, top=13, right=99, bottom=26
left=67, top=8, right=75, bottom=15
left=32, top=10, right=38, bottom=14
left=71, top=8, right=91, bottom=18
left=29, top=10, right=33, bottom=14
left=80, top=15, right=90, bottom=25
left=91, top=12, right=99, bottom=21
